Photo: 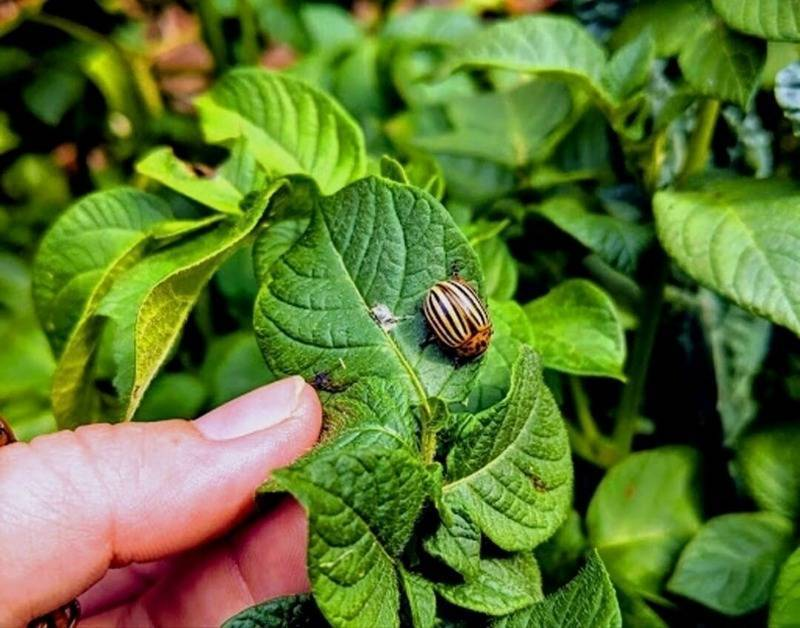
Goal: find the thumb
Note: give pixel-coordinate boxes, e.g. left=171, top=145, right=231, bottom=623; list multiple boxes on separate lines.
left=0, top=376, right=321, bottom=628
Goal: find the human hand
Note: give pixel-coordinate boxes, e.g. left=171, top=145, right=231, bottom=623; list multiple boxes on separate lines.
left=0, top=376, right=321, bottom=628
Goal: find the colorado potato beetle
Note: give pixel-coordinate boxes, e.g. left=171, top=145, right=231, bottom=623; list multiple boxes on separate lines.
left=422, top=277, right=492, bottom=361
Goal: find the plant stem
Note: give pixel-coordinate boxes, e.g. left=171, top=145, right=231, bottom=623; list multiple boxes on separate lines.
left=611, top=98, right=720, bottom=459
left=421, top=425, right=437, bottom=465
left=237, top=0, right=260, bottom=65
left=679, top=98, right=720, bottom=185
left=612, top=253, right=668, bottom=455
left=569, top=376, right=599, bottom=441
left=197, top=0, right=228, bottom=72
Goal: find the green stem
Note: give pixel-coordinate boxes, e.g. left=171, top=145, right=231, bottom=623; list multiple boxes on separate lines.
left=421, top=426, right=437, bottom=465
left=569, top=377, right=599, bottom=441
left=30, top=13, right=108, bottom=46
left=612, top=254, right=668, bottom=455
left=611, top=97, right=721, bottom=459
left=678, top=99, right=720, bottom=185
left=197, top=0, right=228, bottom=72
left=237, top=0, right=260, bottom=65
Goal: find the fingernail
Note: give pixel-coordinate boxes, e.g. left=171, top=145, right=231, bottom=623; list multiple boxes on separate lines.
left=195, top=376, right=307, bottom=441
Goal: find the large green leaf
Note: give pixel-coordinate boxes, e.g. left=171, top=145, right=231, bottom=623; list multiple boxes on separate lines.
left=447, top=15, right=612, bottom=105
left=135, top=147, right=245, bottom=215
left=273, top=427, right=428, bottom=628
left=437, top=553, right=543, bottom=616
left=678, top=20, right=766, bottom=108
left=737, top=424, right=800, bottom=520
left=33, top=188, right=171, bottom=356
left=668, top=512, right=794, bottom=616
left=32, top=189, right=175, bottom=427
left=713, top=0, right=800, bottom=43
left=95, top=184, right=283, bottom=421
left=770, top=546, right=800, bottom=627
left=587, top=447, right=702, bottom=601
left=442, top=348, right=572, bottom=551
left=254, top=176, right=483, bottom=406
left=524, top=280, right=626, bottom=380
left=196, top=68, right=366, bottom=194
left=655, top=177, right=800, bottom=336
left=466, top=299, right=532, bottom=412
left=410, top=79, right=574, bottom=167
left=494, top=550, right=621, bottom=628
left=534, top=197, right=653, bottom=275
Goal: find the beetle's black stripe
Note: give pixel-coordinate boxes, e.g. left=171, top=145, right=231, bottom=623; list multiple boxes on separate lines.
left=441, top=281, right=489, bottom=329
left=428, top=286, right=468, bottom=346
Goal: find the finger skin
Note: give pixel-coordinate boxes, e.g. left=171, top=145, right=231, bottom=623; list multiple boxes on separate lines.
left=0, top=381, right=320, bottom=627
left=81, top=499, right=310, bottom=628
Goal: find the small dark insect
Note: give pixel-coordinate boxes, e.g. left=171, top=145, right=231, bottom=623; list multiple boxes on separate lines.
left=27, top=599, right=80, bottom=628
left=311, top=372, right=347, bottom=393
left=0, top=416, right=16, bottom=447
left=422, top=276, right=492, bottom=361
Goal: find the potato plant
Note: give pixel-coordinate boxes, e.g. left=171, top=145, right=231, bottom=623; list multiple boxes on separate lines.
left=3, top=0, right=800, bottom=626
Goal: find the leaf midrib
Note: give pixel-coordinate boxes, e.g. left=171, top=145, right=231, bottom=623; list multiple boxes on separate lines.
left=317, top=203, right=432, bottom=416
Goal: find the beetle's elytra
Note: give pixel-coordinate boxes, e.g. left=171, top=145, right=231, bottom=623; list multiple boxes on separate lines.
left=422, top=277, right=492, bottom=360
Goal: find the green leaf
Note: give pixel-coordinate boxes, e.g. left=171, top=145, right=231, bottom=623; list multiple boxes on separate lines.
left=197, top=68, right=366, bottom=194
left=668, top=512, right=795, bottom=616
left=712, top=0, right=800, bottom=42
left=737, top=423, right=800, bottom=519
left=321, top=377, right=418, bottom=446
left=33, top=188, right=171, bottom=355
left=201, top=332, right=275, bottom=407
left=678, top=21, right=766, bottom=108
left=273, top=429, right=429, bottom=628
left=22, top=64, right=85, bottom=126
left=437, top=553, right=543, bottom=616
left=252, top=217, right=310, bottom=283
left=410, top=80, right=574, bottom=167
left=222, top=594, right=324, bottom=627
left=602, top=30, right=655, bottom=102
left=447, top=15, right=612, bottom=105
left=96, top=184, right=284, bottom=421
left=654, top=177, right=800, bottom=336
left=465, top=299, right=532, bottom=412
left=612, top=0, right=712, bottom=57
left=136, top=147, right=245, bottom=215
left=587, top=447, right=702, bottom=601
left=698, top=290, right=771, bottom=444
left=383, top=8, right=481, bottom=47
left=254, top=176, right=483, bottom=406
left=770, top=546, right=800, bottom=628
left=475, top=237, right=518, bottom=301
left=442, top=347, right=572, bottom=551
left=32, top=189, right=173, bottom=427
left=398, top=568, right=436, bottom=628
left=424, top=506, right=482, bottom=578
left=524, top=280, right=626, bottom=380
left=534, top=197, right=653, bottom=275
left=494, top=550, right=621, bottom=628
left=135, top=372, right=207, bottom=421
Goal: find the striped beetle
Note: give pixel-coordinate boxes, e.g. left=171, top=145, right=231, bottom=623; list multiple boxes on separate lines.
left=422, top=276, right=492, bottom=361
